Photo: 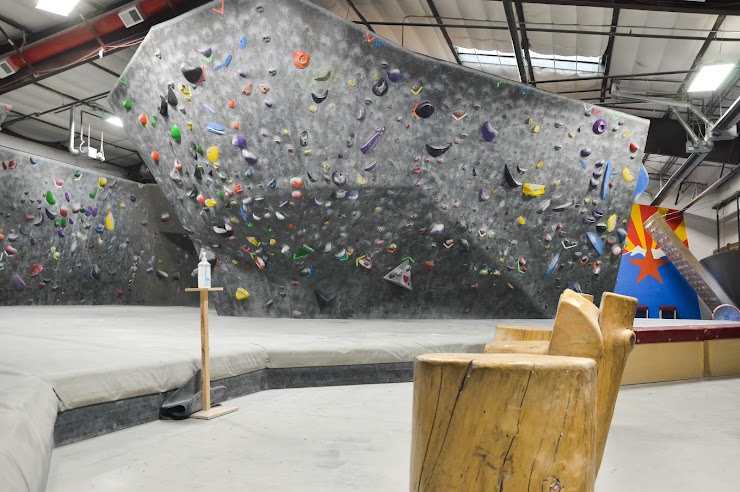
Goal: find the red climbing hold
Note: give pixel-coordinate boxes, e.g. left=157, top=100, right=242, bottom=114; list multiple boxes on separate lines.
left=629, top=142, right=639, bottom=153
left=293, top=50, right=310, bottom=69
left=228, top=100, right=236, bottom=109
left=29, top=263, right=44, bottom=277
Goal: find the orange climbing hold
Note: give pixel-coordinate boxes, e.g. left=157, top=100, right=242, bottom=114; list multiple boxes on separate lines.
left=293, top=50, right=311, bottom=69
left=228, top=100, right=236, bottom=108
left=151, top=151, right=160, bottom=161
left=139, top=114, right=148, bottom=126
left=290, top=177, right=303, bottom=189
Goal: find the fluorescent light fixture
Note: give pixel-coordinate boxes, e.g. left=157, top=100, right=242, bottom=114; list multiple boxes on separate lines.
left=106, top=116, right=123, bottom=127
left=36, top=0, right=80, bottom=16
left=688, top=63, right=735, bottom=92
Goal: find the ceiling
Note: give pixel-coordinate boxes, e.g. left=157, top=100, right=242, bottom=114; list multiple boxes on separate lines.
left=0, top=0, right=739, bottom=206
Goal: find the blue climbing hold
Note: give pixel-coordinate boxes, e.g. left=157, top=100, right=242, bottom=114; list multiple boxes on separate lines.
left=587, top=232, right=604, bottom=256
left=633, top=163, right=649, bottom=202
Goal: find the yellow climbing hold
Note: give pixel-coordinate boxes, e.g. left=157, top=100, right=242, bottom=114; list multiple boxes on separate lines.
left=536, top=161, right=544, bottom=169
left=247, top=236, right=261, bottom=246
left=204, top=198, right=217, bottom=207
left=357, top=174, right=368, bottom=185
left=97, top=177, right=108, bottom=188
left=553, top=180, right=561, bottom=186
left=235, top=288, right=250, bottom=301
left=527, top=117, right=533, bottom=124
left=105, top=213, right=114, bottom=231
left=322, top=162, right=330, bottom=171
left=371, top=73, right=378, bottom=81
left=533, top=125, right=540, bottom=133
left=328, top=103, right=335, bottom=110
left=309, top=104, right=318, bottom=113
left=283, top=129, right=289, bottom=136
left=607, top=214, right=617, bottom=232
left=622, top=168, right=635, bottom=182
left=207, top=146, right=219, bottom=162
left=568, top=131, right=574, bottom=138
left=622, top=131, right=631, bottom=138
left=584, top=197, right=591, bottom=204
left=187, top=122, right=193, bottom=130
left=517, top=216, right=526, bottom=225
left=348, top=79, right=356, bottom=87
left=269, top=238, right=277, bottom=246
left=522, top=183, right=545, bottom=197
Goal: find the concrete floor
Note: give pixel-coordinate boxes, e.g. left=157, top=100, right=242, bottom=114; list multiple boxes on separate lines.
left=48, top=378, right=740, bottom=492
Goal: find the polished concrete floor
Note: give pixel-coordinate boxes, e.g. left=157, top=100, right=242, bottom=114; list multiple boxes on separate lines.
left=49, top=377, right=740, bottom=491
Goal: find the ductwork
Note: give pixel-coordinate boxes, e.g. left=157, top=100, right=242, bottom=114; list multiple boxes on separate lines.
left=3, top=1, right=189, bottom=73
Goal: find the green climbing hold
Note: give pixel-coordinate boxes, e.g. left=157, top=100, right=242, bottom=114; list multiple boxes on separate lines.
left=293, top=244, right=315, bottom=261
left=196, top=145, right=204, bottom=155
left=45, top=191, right=55, bottom=205
left=74, top=170, right=82, bottom=179
left=123, top=99, right=132, bottom=111
left=171, top=125, right=181, bottom=141
left=89, top=189, right=97, bottom=199
left=119, top=75, right=127, bottom=85
left=54, top=218, right=61, bottom=227
left=217, top=190, right=225, bottom=199
left=60, top=218, right=68, bottom=228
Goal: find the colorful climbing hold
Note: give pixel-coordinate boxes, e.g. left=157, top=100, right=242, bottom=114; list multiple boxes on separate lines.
left=522, top=183, right=545, bottom=197
left=45, top=191, right=55, bottom=205
left=123, top=99, right=132, bottom=111
left=293, top=50, right=310, bottom=69
left=207, top=146, right=219, bottom=162
left=622, top=168, right=635, bottom=182
left=235, top=287, right=250, bottom=301
left=170, top=125, right=181, bottom=141
left=98, top=177, right=107, bottom=188
left=139, top=114, right=148, bottom=126
left=517, top=216, right=526, bottom=225
left=151, top=151, right=160, bottom=162
left=105, top=213, right=115, bottom=231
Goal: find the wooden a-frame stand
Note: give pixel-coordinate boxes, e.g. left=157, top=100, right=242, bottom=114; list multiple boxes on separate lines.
left=185, top=287, right=238, bottom=419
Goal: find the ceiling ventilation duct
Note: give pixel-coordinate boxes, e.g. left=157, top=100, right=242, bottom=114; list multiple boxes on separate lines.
left=118, top=6, right=146, bottom=28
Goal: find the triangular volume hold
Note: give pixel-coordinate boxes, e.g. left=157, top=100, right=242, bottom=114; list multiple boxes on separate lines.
left=383, top=260, right=412, bottom=290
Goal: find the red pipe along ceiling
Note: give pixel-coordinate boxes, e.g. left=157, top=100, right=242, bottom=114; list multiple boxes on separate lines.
left=6, top=0, right=190, bottom=70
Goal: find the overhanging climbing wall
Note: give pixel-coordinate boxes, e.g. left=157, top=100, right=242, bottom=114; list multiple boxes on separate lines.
left=0, top=148, right=195, bottom=306
left=109, top=0, right=650, bottom=319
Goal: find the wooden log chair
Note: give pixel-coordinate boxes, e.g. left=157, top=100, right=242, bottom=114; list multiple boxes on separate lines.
left=410, top=289, right=637, bottom=492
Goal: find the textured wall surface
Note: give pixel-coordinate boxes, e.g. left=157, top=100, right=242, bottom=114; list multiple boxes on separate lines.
left=0, top=147, right=196, bottom=306
left=110, top=0, right=650, bottom=318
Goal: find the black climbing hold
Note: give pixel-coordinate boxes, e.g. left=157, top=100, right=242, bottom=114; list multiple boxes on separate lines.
left=504, top=164, right=522, bottom=188
left=426, top=143, right=451, bottom=157
left=314, top=290, right=336, bottom=310
left=300, top=131, right=308, bottom=146
left=189, top=142, right=198, bottom=160
left=311, top=90, right=328, bottom=104
left=372, top=78, right=388, bottom=96
left=181, top=63, right=203, bottom=84
left=167, top=86, right=178, bottom=107
left=159, top=96, right=168, bottom=117
left=416, top=102, right=434, bottom=119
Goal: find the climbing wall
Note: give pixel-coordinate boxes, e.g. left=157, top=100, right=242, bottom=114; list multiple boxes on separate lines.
left=0, top=148, right=195, bottom=306
left=109, top=0, right=650, bottom=319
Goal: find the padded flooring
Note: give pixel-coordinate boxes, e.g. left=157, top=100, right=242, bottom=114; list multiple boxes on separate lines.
left=47, top=377, right=740, bottom=492
left=0, top=305, right=733, bottom=412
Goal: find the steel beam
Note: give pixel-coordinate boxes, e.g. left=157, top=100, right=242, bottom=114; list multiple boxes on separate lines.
left=652, top=152, right=709, bottom=206
left=507, top=0, right=740, bottom=16
left=352, top=20, right=740, bottom=43
left=425, top=0, right=462, bottom=65
left=514, top=1, right=536, bottom=85
left=681, top=166, right=740, bottom=212
left=600, top=8, right=620, bottom=102
left=346, top=0, right=375, bottom=34
left=502, top=0, right=528, bottom=83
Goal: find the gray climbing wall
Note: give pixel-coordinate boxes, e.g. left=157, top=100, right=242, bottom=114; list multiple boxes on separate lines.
left=109, top=0, right=650, bottom=319
left=0, top=147, right=196, bottom=306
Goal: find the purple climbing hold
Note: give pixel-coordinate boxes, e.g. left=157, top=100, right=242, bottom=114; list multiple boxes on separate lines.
left=232, top=134, right=247, bottom=149
left=242, top=150, right=258, bottom=165
left=481, top=121, right=497, bottom=142
left=363, top=161, right=378, bottom=172
left=199, top=47, right=212, bottom=58
left=387, top=68, right=402, bottom=83
left=593, top=119, right=607, bottom=134
left=85, top=206, right=92, bottom=216
left=360, top=127, right=386, bottom=154
left=11, top=275, right=26, bottom=292
left=130, top=195, right=136, bottom=203
left=65, top=192, right=71, bottom=202
left=581, top=148, right=592, bottom=157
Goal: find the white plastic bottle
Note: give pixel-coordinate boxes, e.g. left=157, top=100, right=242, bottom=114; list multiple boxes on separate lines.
left=197, top=252, right=211, bottom=288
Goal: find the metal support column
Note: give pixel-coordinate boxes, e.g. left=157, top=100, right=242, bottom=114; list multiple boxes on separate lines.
left=502, top=0, right=528, bottom=84
left=717, top=208, right=721, bottom=252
